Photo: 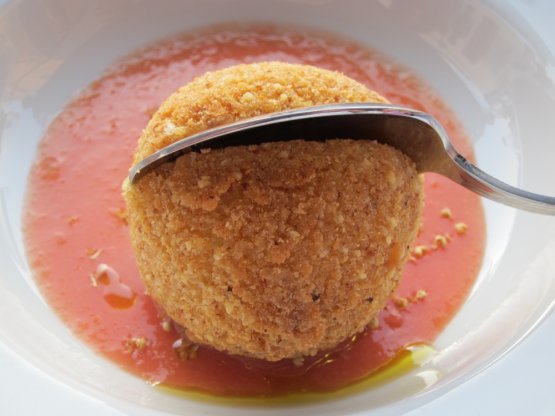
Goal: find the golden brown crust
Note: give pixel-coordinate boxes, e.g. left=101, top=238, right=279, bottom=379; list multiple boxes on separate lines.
left=123, top=62, right=422, bottom=361
left=132, top=62, right=387, bottom=163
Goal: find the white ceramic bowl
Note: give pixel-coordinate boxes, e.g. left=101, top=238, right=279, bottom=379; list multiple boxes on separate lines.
left=1, top=1, right=555, bottom=414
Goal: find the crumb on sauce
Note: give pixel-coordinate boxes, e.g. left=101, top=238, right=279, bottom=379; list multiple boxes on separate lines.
left=161, top=319, right=172, bottom=332
left=369, top=316, right=380, bottom=330
left=67, top=215, right=79, bottom=225
left=173, top=338, right=200, bottom=360
left=455, top=222, right=468, bottom=235
left=393, top=296, right=409, bottom=309
left=413, top=245, right=429, bottom=258
left=414, top=289, right=428, bottom=301
left=433, top=234, right=449, bottom=249
left=86, top=247, right=102, bottom=260
left=111, top=207, right=128, bottom=224
left=440, top=207, right=453, bottom=219
left=124, top=336, right=148, bottom=353
left=293, top=356, right=305, bottom=367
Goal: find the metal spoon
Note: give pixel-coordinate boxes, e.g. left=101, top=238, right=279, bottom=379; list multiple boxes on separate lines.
left=129, top=103, right=555, bottom=215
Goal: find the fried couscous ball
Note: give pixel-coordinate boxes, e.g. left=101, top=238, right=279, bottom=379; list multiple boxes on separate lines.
left=123, top=62, right=423, bottom=361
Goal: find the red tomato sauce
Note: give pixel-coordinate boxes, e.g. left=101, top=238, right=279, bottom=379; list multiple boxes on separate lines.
left=23, top=25, right=485, bottom=398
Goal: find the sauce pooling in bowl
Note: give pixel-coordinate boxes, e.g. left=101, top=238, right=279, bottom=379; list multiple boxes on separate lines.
left=23, top=24, right=485, bottom=399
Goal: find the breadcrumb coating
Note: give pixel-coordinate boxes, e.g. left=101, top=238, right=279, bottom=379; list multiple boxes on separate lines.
left=132, top=62, right=387, bottom=163
left=123, top=62, right=422, bottom=361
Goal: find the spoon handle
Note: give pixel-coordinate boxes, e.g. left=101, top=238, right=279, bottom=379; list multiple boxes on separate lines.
left=420, top=111, right=555, bottom=215
left=445, top=151, right=555, bottom=215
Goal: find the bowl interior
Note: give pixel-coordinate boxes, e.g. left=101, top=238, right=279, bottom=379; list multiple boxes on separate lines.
left=1, top=0, right=555, bottom=415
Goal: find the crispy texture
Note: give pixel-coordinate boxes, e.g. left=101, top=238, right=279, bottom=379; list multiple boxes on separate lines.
left=123, top=62, right=422, bottom=361
left=132, top=62, right=387, bottom=163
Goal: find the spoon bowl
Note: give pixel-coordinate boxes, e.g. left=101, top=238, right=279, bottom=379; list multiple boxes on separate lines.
left=129, top=103, right=555, bottom=215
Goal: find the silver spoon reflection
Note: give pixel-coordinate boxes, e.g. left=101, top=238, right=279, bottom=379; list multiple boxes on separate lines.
left=128, top=103, right=555, bottom=215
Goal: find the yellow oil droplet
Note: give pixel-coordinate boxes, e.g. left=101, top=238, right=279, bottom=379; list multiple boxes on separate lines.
left=156, top=343, right=439, bottom=406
